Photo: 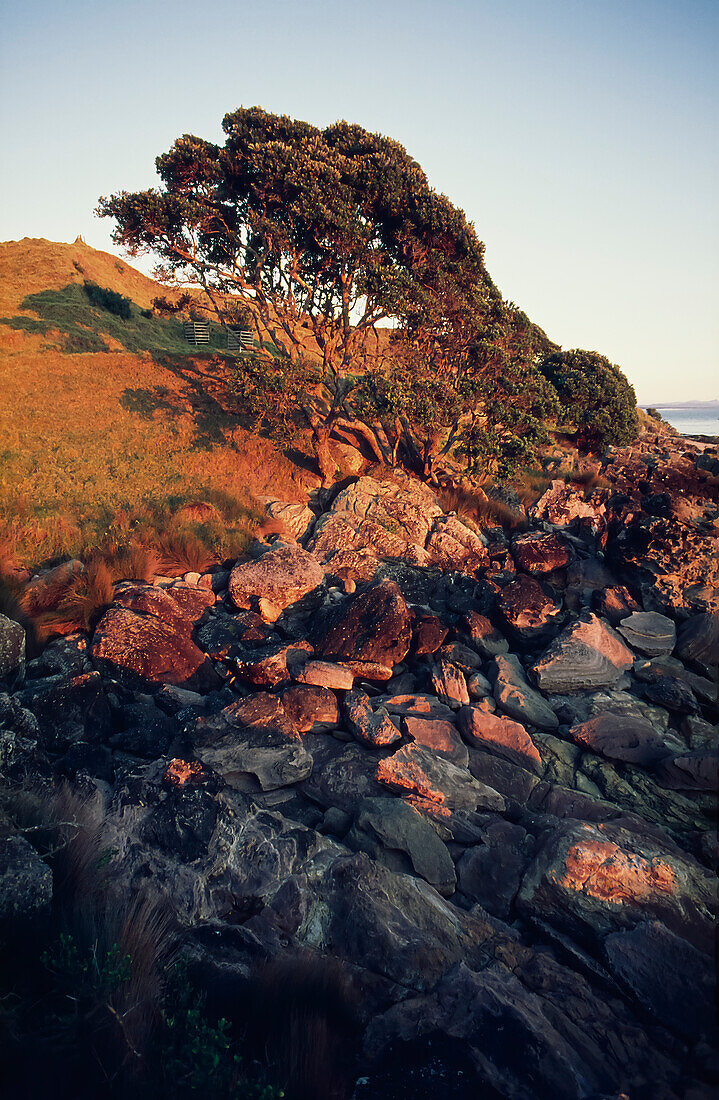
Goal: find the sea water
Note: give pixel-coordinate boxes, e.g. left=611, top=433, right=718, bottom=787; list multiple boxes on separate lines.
left=644, top=405, right=719, bottom=438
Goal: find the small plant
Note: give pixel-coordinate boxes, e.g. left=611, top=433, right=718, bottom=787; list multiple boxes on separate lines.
left=83, top=280, right=132, bottom=320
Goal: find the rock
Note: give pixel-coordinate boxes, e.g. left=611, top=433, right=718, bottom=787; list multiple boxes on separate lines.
left=456, top=819, right=531, bottom=917
left=512, top=531, right=571, bottom=575
left=0, top=613, right=25, bottom=682
left=19, top=670, right=111, bottom=749
left=0, top=835, right=53, bottom=945
left=491, top=654, right=559, bottom=730
left=617, top=611, right=676, bottom=656
left=532, top=613, right=635, bottom=693
left=338, top=659, right=394, bottom=682
left=307, top=476, right=442, bottom=568
left=195, top=610, right=274, bottom=657
left=430, top=659, right=469, bottom=708
left=92, top=606, right=219, bottom=692
left=466, top=671, right=492, bottom=699
left=376, top=743, right=505, bottom=812
left=532, top=480, right=607, bottom=528
left=410, top=612, right=448, bottom=656
left=463, top=611, right=509, bottom=657
left=458, top=706, right=542, bottom=773
left=300, top=743, right=385, bottom=814
left=468, top=748, right=541, bottom=804
left=497, top=574, right=562, bottom=644
left=349, top=797, right=457, bottom=896
left=341, top=690, right=401, bottom=748
left=402, top=715, right=468, bottom=767
left=156, top=684, right=205, bottom=715
left=110, top=700, right=175, bottom=758
left=604, top=920, right=717, bottom=1039
left=292, top=659, right=354, bottom=690
left=676, top=613, right=719, bottom=671
left=192, top=692, right=312, bottom=790
left=313, top=579, right=411, bottom=667
left=228, top=542, right=324, bottom=622
left=436, top=642, right=483, bottom=673
left=594, top=585, right=642, bottom=625
left=425, top=513, right=489, bottom=572
left=643, top=677, right=698, bottom=713
left=280, top=685, right=339, bottom=733
left=654, top=750, right=719, bottom=791
left=141, top=787, right=220, bottom=863
left=379, top=694, right=455, bottom=720
left=567, top=713, right=669, bottom=767
left=264, top=499, right=316, bottom=540
left=112, top=580, right=214, bottom=625
left=517, top=820, right=715, bottom=953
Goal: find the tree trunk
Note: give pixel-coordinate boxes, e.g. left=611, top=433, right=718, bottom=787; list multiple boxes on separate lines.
left=310, top=417, right=338, bottom=486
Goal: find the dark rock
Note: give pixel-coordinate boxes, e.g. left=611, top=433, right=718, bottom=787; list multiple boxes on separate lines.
left=0, top=612, right=25, bottom=683
left=410, top=612, right=448, bottom=656
left=109, top=700, right=175, bottom=758
left=462, top=611, right=509, bottom=657
left=491, top=654, right=559, bottom=730
left=644, top=676, right=698, bottom=713
left=567, top=712, right=669, bottom=766
left=676, top=611, right=719, bottom=671
left=349, top=796, right=457, bottom=896
left=313, top=579, right=411, bottom=667
left=468, top=749, right=541, bottom=804
left=93, top=606, right=219, bottom=692
left=141, top=788, right=220, bottom=862
left=654, top=750, right=719, bottom=791
left=0, top=834, right=52, bottom=945
left=512, top=531, right=571, bottom=575
left=300, top=742, right=385, bottom=814
left=57, top=741, right=113, bottom=781
left=342, top=690, right=401, bottom=748
left=402, top=715, right=468, bottom=767
left=617, top=611, right=676, bottom=656
left=281, top=684, right=339, bottom=733
left=497, top=574, right=562, bottom=644
left=430, top=659, right=469, bottom=708
left=457, top=819, right=531, bottom=918
left=232, top=641, right=311, bottom=689
left=195, top=610, right=274, bottom=657
left=20, top=670, right=112, bottom=749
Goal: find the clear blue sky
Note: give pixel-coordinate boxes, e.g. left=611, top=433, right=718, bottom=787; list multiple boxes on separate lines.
left=2, top=0, right=717, bottom=402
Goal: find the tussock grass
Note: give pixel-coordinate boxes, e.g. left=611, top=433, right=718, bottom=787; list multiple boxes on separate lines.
left=436, top=483, right=528, bottom=532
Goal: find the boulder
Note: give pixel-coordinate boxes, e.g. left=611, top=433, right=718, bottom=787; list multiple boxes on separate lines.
left=511, top=531, right=571, bottom=575
left=458, top=706, right=542, bottom=773
left=376, top=743, right=505, bottom=812
left=264, top=499, right=316, bottom=540
left=92, top=606, right=219, bottom=692
left=456, top=819, right=532, bottom=917
left=292, top=659, right=354, bottom=690
left=313, top=579, right=411, bottom=666
left=410, top=612, right=449, bottom=656
left=462, top=611, right=509, bottom=657
left=280, top=684, right=339, bottom=733
left=567, top=713, right=669, bottom=767
left=654, top=750, right=719, bottom=791
left=532, top=613, right=634, bottom=693
left=228, top=542, right=324, bottom=622
left=425, top=513, right=489, bottom=572
left=593, top=585, right=642, bottom=625
left=497, top=575, right=562, bottom=644
left=643, top=676, right=698, bottom=713
left=0, top=613, right=25, bottom=682
left=232, top=641, right=311, bottom=689
left=617, top=611, right=676, bottom=656
left=300, top=742, right=385, bottom=814
left=195, top=611, right=274, bottom=657
left=491, top=653, right=559, bottom=730
left=349, top=797, right=457, bottom=896
left=517, top=820, right=715, bottom=953
left=19, top=670, right=111, bottom=748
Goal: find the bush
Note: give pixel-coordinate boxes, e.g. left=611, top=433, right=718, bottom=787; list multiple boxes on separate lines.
left=539, top=348, right=638, bottom=453
left=646, top=407, right=663, bottom=421
left=83, top=280, right=132, bottom=320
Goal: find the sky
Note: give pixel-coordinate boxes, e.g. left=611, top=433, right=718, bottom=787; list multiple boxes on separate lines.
left=1, top=0, right=717, bottom=402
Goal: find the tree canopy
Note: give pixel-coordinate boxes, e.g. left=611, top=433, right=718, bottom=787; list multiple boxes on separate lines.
left=98, top=107, right=638, bottom=482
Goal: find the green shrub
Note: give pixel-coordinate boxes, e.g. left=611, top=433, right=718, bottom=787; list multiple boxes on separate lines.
left=83, top=280, right=132, bottom=320
left=539, top=348, right=638, bottom=452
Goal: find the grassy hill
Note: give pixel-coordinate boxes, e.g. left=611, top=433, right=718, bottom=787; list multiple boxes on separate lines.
left=0, top=239, right=321, bottom=578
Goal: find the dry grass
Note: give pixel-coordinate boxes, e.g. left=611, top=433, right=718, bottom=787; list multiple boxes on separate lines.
left=435, top=483, right=528, bottom=532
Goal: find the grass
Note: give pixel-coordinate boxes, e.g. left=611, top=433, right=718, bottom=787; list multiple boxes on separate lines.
left=435, top=483, right=528, bottom=531
left=0, top=283, right=231, bottom=356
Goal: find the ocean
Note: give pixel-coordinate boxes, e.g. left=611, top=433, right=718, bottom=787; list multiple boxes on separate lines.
left=645, top=405, right=719, bottom=438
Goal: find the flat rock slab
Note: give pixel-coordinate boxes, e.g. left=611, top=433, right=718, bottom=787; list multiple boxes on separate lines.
left=532, top=613, right=634, bottom=693
left=350, top=796, right=457, bottom=896
left=568, top=712, right=669, bottom=767
left=313, top=579, right=411, bottom=667
left=458, top=706, right=542, bottom=774
left=228, top=542, right=324, bottom=622
left=512, top=532, right=571, bottom=575
left=497, top=574, right=563, bottom=644
left=618, top=612, right=676, bottom=656
left=376, top=742, right=505, bottom=812
left=379, top=694, right=455, bottom=721
left=402, top=715, right=469, bottom=767
left=491, top=654, right=559, bottom=731
left=463, top=612, right=509, bottom=657
left=517, top=820, right=715, bottom=953
left=92, top=607, right=219, bottom=692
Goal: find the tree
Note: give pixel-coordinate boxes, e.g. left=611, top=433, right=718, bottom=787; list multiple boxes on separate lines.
left=98, top=106, right=500, bottom=481
left=539, top=349, right=638, bottom=452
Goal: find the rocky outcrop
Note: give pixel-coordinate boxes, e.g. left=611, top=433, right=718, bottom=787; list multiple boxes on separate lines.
left=532, top=613, right=635, bottom=693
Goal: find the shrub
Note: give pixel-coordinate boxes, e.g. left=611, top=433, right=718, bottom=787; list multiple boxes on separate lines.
left=83, top=280, right=132, bottom=320
left=539, top=349, right=638, bottom=453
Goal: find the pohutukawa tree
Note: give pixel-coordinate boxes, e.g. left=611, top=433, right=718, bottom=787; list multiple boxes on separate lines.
left=98, top=106, right=636, bottom=482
